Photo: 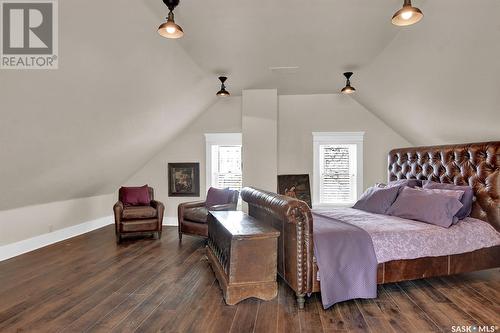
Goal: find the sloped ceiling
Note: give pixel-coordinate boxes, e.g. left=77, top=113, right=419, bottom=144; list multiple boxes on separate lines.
left=154, top=0, right=498, bottom=145
left=152, top=0, right=403, bottom=95
left=0, top=0, right=217, bottom=210
left=355, top=0, right=500, bottom=145
left=2, top=0, right=498, bottom=210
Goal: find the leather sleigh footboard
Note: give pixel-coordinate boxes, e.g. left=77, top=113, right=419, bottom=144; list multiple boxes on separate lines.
left=241, top=187, right=314, bottom=297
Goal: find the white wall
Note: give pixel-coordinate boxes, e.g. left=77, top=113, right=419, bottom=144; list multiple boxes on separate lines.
left=242, top=89, right=278, bottom=192
left=279, top=94, right=411, bottom=189
left=126, top=97, right=242, bottom=220
left=126, top=93, right=410, bottom=224
left=0, top=92, right=410, bottom=246
left=0, top=0, right=216, bottom=211
left=0, top=0, right=219, bottom=250
left=0, top=194, right=113, bottom=246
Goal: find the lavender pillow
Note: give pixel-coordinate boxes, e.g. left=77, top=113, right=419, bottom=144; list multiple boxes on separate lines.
left=423, top=181, right=473, bottom=220
left=386, top=179, right=422, bottom=188
left=206, top=187, right=231, bottom=208
left=387, top=187, right=463, bottom=228
left=413, top=187, right=464, bottom=224
left=414, top=187, right=465, bottom=200
left=352, top=185, right=401, bottom=215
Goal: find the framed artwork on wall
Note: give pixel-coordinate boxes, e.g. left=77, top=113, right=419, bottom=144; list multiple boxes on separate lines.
left=277, top=174, right=312, bottom=208
left=168, top=163, right=200, bottom=197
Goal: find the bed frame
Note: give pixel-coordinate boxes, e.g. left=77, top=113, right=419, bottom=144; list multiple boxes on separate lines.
left=240, top=141, right=500, bottom=309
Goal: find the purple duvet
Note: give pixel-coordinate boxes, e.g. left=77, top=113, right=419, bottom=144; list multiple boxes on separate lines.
left=312, top=211, right=377, bottom=308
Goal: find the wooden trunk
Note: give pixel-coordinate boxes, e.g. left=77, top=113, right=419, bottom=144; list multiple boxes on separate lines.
left=207, top=211, right=280, bottom=305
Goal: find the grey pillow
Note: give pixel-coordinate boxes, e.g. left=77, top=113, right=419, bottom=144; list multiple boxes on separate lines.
left=353, top=185, right=401, bottom=215
left=423, top=180, right=473, bottom=220
left=387, top=187, right=463, bottom=228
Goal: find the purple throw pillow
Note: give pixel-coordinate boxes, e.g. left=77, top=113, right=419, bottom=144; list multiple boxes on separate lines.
left=386, top=179, right=422, bottom=188
left=413, top=187, right=464, bottom=224
left=414, top=187, right=464, bottom=201
left=353, top=185, right=401, bottom=215
left=423, top=180, right=473, bottom=220
left=387, top=187, right=463, bottom=228
left=120, top=185, right=150, bottom=206
left=206, top=187, right=231, bottom=208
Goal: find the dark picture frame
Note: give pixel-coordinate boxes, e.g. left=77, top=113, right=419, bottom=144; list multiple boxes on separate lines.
left=277, top=174, right=312, bottom=208
left=168, top=163, right=200, bottom=197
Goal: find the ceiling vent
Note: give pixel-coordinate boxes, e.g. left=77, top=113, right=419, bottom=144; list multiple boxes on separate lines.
left=269, top=66, right=300, bottom=74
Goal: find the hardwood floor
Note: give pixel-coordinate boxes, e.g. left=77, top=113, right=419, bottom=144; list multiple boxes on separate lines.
left=0, top=225, right=499, bottom=333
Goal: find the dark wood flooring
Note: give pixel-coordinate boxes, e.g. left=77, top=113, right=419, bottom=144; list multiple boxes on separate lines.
left=0, top=225, right=499, bottom=332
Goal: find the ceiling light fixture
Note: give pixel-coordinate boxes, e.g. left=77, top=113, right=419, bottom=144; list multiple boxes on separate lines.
left=216, top=76, right=230, bottom=97
left=391, top=0, right=423, bottom=26
left=158, top=0, right=184, bottom=39
left=341, top=72, right=356, bottom=94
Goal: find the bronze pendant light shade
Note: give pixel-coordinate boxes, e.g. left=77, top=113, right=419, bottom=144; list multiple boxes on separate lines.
left=341, top=72, right=356, bottom=94
left=392, top=0, right=423, bottom=26
left=157, top=0, right=422, bottom=39
left=216, top=76, right=230, bottom=97
left=158, top=0, right=184, bottom=39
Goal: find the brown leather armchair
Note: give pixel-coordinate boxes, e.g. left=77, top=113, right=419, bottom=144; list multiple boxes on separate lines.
left=178, top=188, right=239, bottom=241
left=113, top=187, right=165, bottom=243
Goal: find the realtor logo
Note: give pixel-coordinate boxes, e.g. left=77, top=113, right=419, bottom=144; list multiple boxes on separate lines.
left=1, top=0, right=58, bottom=69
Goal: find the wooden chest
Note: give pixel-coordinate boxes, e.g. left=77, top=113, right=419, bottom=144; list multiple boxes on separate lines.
left=207, top=211, right=280, bottom=305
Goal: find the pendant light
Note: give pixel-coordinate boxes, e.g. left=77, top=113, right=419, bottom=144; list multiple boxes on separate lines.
left=216, top=76, right=230, bottom=97
left=391, top=0, right=423, bottom=26
left=341, top=72, right=356, bottom=94
left=158, top=0, right=184, bottom=39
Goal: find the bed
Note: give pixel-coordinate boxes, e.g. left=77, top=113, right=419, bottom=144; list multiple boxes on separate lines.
left=240, top=141, right=500, bottom=309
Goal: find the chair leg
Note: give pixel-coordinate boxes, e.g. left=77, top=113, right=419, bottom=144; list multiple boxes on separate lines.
left=116, top=234, right=121, bottom=244
left=296, top=294, right=305, bottom=309
left=158, top=231, right=162, bottom=239
left=178, top=232, right=182, bottom=242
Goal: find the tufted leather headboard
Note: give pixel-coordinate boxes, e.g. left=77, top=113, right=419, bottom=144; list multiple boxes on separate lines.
left=388, top=141, right=500, bottom=231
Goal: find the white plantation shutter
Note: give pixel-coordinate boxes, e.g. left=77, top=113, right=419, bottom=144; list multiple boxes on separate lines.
left=313, top=132, right=364, bottom=206
left=210, top=145, right=242, bottom=191
left=319, top=144, right=357, bottom=204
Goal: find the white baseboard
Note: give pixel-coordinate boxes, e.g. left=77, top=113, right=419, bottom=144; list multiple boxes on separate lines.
left=163, top=216, right=178, bottom=226
left=0, top=215, right=114, bottom=262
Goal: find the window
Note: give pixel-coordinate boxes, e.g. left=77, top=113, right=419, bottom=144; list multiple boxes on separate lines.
left=313, top=132, right=364, bottom=207
left=205, top=133, right=242, bottom=192
left=210, top=145, right=242, bottom=190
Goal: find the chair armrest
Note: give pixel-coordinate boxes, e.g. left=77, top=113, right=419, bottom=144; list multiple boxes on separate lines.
left=113, top=201, right=124, bottom=233
left=151, top=200, right=165, bottom=231
left=208, top=203, right=236, bottom=211
left=150, top=200, right=165, bottom=211
left=151, top=200, right=165, bottom=215
left=179, top=200, right=206, bottom=209
left=113, top=201, right=123, bottom=217
left=178, top=200, right=206, bottom=226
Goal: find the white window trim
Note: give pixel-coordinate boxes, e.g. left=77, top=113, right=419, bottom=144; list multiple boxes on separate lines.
left=204, top=133, right=242, bottom=191
left=312, top=132, right=364, bottom=208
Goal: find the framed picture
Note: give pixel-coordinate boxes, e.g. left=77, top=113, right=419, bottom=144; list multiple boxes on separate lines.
left=277, top=174, right=312, bottom=208
left=168, top=163, right=200, bottom=197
